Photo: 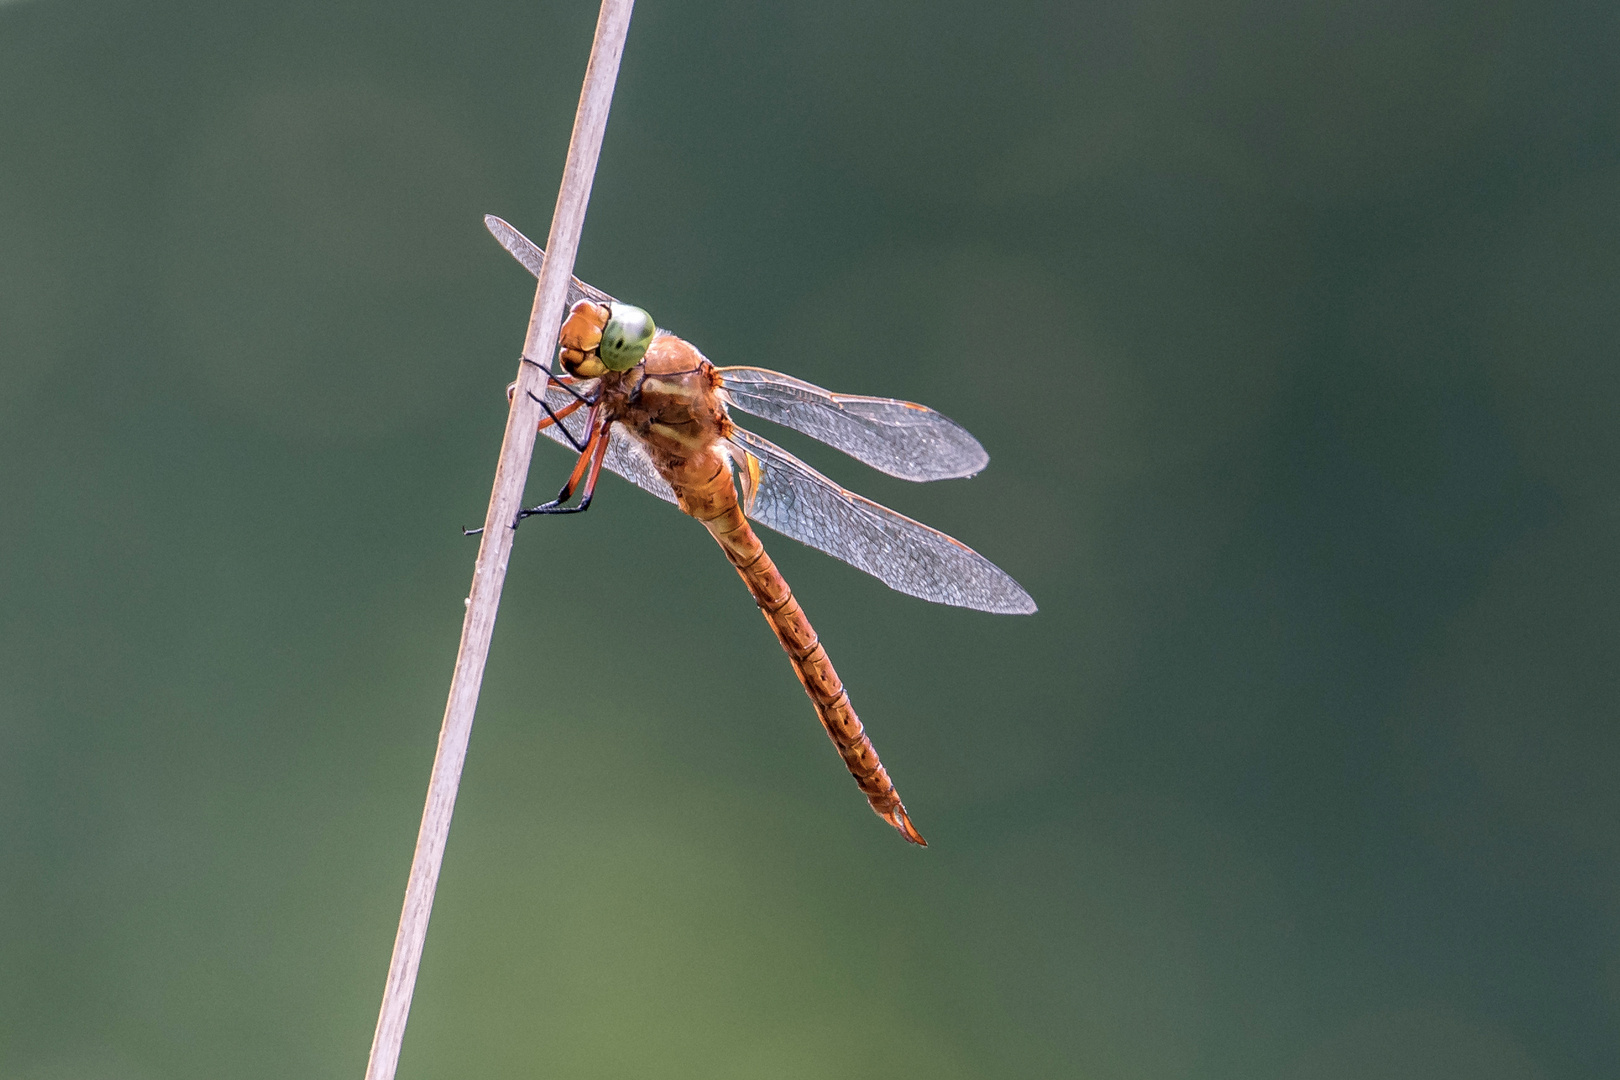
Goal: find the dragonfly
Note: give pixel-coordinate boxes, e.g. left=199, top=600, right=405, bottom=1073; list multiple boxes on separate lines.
left=485, top=215, right=1036, bottom=845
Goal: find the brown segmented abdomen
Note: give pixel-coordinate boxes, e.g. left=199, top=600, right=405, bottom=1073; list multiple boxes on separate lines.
left=612, top=345, right=923, bottom=845
left=691, top=479, right=926, bottom=846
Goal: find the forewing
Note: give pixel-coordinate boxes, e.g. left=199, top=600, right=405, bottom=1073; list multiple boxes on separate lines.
left=719, top=366, right=989, bottom=481
left=537, top=383, right=677, bottom=506
left=485, top=215, right=618, bottom=308
left=486, top=217, right=992, bottom=483
left=730, top=427, right=1036, bottom=614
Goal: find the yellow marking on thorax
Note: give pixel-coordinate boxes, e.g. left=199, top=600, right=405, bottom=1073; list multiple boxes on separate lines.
left=637, top=375, right=702, bottom=400
left=648, top=420, right=707, bottom=448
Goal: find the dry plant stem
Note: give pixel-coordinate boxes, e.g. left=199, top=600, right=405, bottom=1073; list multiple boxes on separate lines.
left=362, top=2, right=635, bottom=1077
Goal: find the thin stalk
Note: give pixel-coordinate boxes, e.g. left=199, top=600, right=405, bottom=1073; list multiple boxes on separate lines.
left=362, top=2, right=635, bottom=1077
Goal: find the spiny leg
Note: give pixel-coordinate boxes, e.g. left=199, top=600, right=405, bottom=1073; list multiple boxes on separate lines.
left=532, top=393, right=588, bottom=450
left=515, top=405, right=605, bottom=521
left=505, top=374, right=595, bottom=451
left=467, top=380, right=598, bottom=536
left=520, top=422, right=612, bottom=517
left=543, top=374, right=597, bottom=405
left=510, top=372, right=596, bottom=406
left=525, top=406, right=600, bottom=512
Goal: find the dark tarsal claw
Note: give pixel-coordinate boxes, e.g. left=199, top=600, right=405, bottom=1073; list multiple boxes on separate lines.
left=515, top=494, right=594, bottom=522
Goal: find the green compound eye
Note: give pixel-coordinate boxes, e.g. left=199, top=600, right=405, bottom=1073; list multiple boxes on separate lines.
left=599, top=303, right=656, bottom=370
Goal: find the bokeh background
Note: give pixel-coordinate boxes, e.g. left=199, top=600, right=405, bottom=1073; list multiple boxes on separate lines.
left=3, top=0, right=1619, bottom=1076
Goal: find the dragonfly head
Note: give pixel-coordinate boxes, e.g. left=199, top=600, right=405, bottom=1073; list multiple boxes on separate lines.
left=558, top=300, right=656, bottom=377
left=599, top=303, right=657, bottom=371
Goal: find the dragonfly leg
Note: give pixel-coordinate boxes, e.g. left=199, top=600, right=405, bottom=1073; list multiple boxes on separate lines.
left=524, top=408, right=599, bottom=513
left=504, top=372, right=597, bottom=451
left=530, top=392, right=588, bottom=450
left=511, top=372, right=596, bottom=404
left=515, top=406, right=606, bottom=522
left=469, top=395, right=604, bottom=536
left=543, top=375, right=597, bottom=405
left=520, top=422, right=612, bottom=517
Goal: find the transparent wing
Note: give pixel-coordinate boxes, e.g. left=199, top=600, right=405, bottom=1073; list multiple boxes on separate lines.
left=485, top=215, right=618, bottom=308
left=536, top=382, right=678, bottom=506
left=485, top=216, right=991, bottom=483
left=719, top=367, right=989, bottom=481
left=730, top=427, right=1036, bottom=614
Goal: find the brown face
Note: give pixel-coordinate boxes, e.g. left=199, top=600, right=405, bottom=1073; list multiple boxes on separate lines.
left=557, top=299, right=610, bottom=378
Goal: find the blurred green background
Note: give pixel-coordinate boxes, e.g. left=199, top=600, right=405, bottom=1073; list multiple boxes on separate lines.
left=3, top=0, right=1619, bottom=1076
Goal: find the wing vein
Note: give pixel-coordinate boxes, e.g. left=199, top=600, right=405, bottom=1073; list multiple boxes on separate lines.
left=719, top=366, right=989, bottom=481
left=731, top=427, right=1035, bottom=614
